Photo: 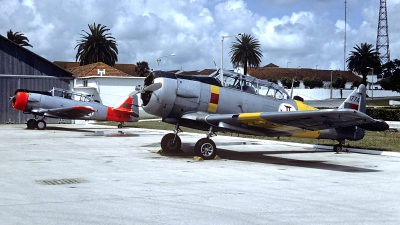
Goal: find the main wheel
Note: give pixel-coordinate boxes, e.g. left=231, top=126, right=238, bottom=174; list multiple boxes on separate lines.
left=333, top=144, right=342, bottom=153
left=36, top=120, right=46, bottom=130
left=195, top=138, right=217, bottom=160
left=161, top=133, right=182, bottom=152
left=27, top=119, right=36, bottom=129
left=118, top=124, right=123, bottom=128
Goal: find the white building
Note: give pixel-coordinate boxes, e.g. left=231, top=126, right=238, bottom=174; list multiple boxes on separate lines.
left=66, top=62, right=148, bottom=117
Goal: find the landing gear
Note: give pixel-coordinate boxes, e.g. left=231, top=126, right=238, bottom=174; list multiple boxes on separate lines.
left=333, top=144, right=342, bottom=152
left=194, top=138, right=217, bottom=160
left=26, top=118, right=46, bottom=130
left=27, top=119, right=36, bottom=129
left=161, top=133, right=182, bottom=152
left=118, top=123, right=123, bottom=128
left=194, top=126, right=217, bottom=160
left=160, top=124, right=182, bottom=152
left=334, top=140, right=349, bottom=153
left=36, top=120, right=46, bottom=130
left=159, top=124, right=218, bottom=160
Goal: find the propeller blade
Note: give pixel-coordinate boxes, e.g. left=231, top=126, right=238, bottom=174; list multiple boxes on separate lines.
left=9, top=95, right=16, bottom=103
left=144, top=82, right=162, bottom=92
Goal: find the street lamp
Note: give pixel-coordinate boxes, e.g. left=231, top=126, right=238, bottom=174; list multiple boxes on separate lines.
left=220, top=33, right=243, bottom=86
left=287, top=61, right=292, bottom=68
left=157, top=53, right=176, bottom=67
left=367, top=67, right=374, bottom=99
left=330, top=70, right=333, bottom=99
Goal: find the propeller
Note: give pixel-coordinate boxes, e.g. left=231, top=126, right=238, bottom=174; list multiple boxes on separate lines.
left=9, top=95, right=16, bottom=103
left=143, top=82, right=162, bottom=92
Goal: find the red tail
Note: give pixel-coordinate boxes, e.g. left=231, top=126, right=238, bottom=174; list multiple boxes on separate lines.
left=116, top=96, right=134, bottom=111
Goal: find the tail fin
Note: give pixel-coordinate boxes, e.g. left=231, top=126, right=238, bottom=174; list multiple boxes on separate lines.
left=116, top=92, right=140, bottom=121
left=338, top=84, right=366, bottom=113
left=339, top=84, right=388, bottom=131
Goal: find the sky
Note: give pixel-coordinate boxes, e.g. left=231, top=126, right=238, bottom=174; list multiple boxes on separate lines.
left=1, top=0, right=400, bottom=72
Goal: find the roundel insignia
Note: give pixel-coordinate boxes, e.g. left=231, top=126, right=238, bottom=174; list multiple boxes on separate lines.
left=279, top=103, right=296, bottom=112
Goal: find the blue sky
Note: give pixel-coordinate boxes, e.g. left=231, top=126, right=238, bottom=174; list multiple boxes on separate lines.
left=1, top=0, right=399, bottom=72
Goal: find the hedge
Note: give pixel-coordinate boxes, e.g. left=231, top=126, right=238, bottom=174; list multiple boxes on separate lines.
left=317, top=107, right=400, bottom=121
left=366, top=108, right=400, bottom=121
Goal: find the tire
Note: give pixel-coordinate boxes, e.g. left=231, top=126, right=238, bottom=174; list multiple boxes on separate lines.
left=161, top=133, right=182, bottom=152
left=36, top=120, right=46, bottom=130
left=194, top=138, right=217, bottom=160
left=333, top=144, right=342, bottom=153
left=118, top=124, right=123, bottom=128
left=27, top=119, right=36, bottom=129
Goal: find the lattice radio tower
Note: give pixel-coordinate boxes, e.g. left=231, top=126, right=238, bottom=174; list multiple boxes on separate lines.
left=376, top=0, right=390, bottom=65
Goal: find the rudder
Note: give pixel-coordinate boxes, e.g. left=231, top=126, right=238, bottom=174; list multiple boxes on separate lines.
left=338, top=84, right=366, bottom=113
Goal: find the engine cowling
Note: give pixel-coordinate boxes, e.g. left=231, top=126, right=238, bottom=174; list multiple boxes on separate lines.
left=141, top=75, right=177, bottom=118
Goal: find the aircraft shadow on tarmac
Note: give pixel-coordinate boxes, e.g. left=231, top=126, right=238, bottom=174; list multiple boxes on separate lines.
left=45, top=126, right=105, bottom=133
left=152, top=143, right=381, bottom=173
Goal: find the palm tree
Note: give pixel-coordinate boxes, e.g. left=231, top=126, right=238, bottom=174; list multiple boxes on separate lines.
left=75, top=23, right=118, bottom=66
left=346, top=43, right=381, bottom=85
left=7, top=29, right=33, bottom=48
left=229, top=33, right=263, bottom=75
left=135, top=61, right=150, bottom=77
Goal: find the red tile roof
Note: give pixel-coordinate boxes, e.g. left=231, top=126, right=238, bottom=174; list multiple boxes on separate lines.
left=67, top=62, right=131, bottom=78
left=248, top=67, right=361, bottom=82
left=54, top=61, right=138, bottom=76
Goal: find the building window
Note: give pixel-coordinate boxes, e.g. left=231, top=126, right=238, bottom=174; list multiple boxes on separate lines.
left=83, top=79, right=88, bottom=87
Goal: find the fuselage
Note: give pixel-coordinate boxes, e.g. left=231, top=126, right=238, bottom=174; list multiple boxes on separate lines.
left=142, top=70, right=306, bottom=118
left=12, top=88, right=138, bottom=122
left=141, top=70, right=364, bottom=141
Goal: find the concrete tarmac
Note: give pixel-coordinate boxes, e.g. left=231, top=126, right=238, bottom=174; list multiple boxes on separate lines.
left=1, top=124, right=400, bottom=224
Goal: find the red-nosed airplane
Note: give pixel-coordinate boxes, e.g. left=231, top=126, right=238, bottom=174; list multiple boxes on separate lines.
left=139, top=70, right=389, bottom=159
left=10, top=87, right=139, bottom=129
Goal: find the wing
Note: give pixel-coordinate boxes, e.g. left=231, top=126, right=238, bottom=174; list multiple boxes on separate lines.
left=181, top=109, right=378, bottom=136
left=33, top=106, right=95, bottom=119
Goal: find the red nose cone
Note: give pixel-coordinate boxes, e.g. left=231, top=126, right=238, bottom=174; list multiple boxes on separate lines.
left=12, top=92, right=29, bottom=111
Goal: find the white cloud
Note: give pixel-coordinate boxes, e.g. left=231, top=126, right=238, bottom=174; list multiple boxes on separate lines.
left=0, top=0, right=399, bottom=71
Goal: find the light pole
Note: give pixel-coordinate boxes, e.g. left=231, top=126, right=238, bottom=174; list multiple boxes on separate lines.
left=287, top=61, right=292, bottom=68
left=330, top=70, right=333, bottom=99
left=221, top=33, right=243, bottom=86
left=367, top=67, right=374, bottom=99
left=316, top=64, right=318, bottom=70
left=157, top=54, right=176, bottom=68
left=295, top=66, right=300, bottom=88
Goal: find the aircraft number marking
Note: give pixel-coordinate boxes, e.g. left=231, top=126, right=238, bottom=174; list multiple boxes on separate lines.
left=350, top=96, right=359, bottom=103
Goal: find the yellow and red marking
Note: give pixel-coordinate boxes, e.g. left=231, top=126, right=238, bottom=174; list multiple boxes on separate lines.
left=294, top=100, right=318, bottom=111
left=12, top=92, right=29, bottom=111
left=343, top=102, right=359, bottom=110
left=238, top=113, right=283, bottom=129
left=207, top=85, right=219, bottom=113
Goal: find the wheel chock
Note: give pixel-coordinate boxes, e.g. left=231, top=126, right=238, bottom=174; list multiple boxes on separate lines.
left=149, top=149, right=163, bottom=154
left=214, top=155, right=220, bottom=160
left=193, top=156, right=204, bottom=161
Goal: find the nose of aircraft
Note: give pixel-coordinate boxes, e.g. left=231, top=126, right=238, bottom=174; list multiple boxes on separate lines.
left=11, top=91, right=29, bottom=111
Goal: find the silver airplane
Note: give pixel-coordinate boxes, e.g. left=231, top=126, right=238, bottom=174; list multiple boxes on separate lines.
left=11, top=87, right=139, bottom=129
left=139, top=70, right=388, bottom=159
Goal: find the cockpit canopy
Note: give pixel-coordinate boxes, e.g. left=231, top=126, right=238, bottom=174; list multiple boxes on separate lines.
left=211, top=70, right=290, bottom=100
left=50, top=88, right=94, bottom=102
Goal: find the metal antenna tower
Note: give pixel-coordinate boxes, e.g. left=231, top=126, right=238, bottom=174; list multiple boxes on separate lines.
left=376, top=0, right=390, bottom=64
left=344, top=0, right=347, bottom=71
